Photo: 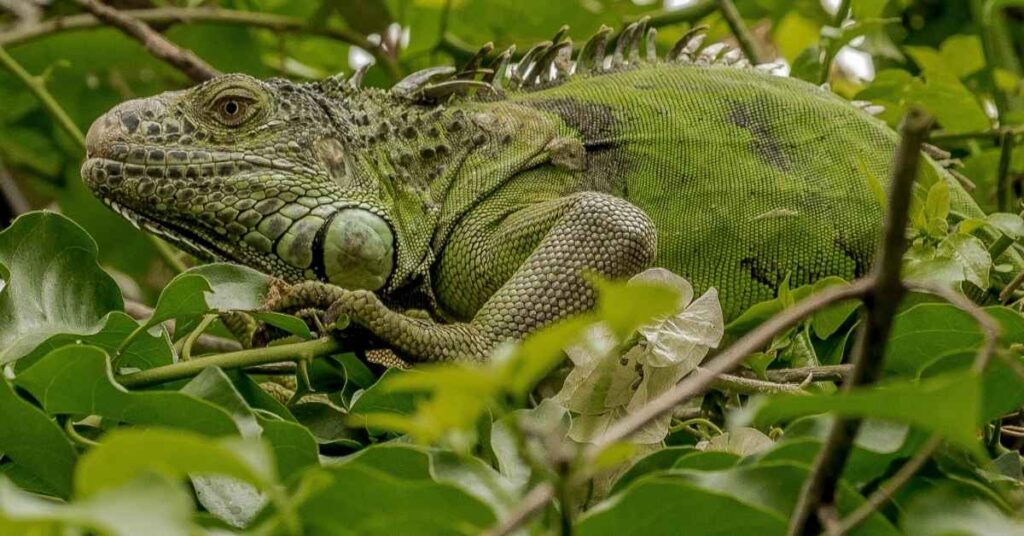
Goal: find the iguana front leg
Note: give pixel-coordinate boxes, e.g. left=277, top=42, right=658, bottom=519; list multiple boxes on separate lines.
left=269, top=193, right=657, bottom=362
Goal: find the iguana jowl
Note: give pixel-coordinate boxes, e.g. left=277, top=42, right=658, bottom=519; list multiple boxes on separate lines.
left=81, top=22, right=982, bottom=362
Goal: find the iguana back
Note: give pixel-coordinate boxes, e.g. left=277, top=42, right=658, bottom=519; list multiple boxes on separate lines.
left=444, top=63, right=980, bottom=319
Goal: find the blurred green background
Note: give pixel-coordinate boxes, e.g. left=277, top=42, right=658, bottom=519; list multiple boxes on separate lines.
left=1, top=0, right=1022, bottom=302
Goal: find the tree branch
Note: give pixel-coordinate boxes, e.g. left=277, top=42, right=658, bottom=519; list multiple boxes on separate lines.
left=788, top=108, right=933, bottom=536
left=734, top=365, right=852, bottom=384
left=76, top=0, right=218, bottom=83
left=0, top=7, right=401, bottom=81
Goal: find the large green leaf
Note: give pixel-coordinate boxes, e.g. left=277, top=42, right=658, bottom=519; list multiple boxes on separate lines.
left=0, top=474, right=192, bottom=536
left=0, top=378, right=76, bottom=498
left=74, top=428, right=274, bottom=497
left=295, top=463, right=497, bottom=535
left=680, top=462, right=899, bottom=535
left=15, top=346, right=239, bottom=436
left=750, top=371, right=982, bottom=452
left=577, top=475, right=786, bottom=535
left=0, top=212, right=122, bottom=363
left=15, top=311, right=174, bottom=372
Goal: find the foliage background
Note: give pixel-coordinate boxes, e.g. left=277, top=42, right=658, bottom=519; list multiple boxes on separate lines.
left=0, top=0, right=1024, bottom=535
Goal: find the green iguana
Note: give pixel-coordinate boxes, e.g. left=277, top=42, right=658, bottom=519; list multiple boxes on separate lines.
left=81, top=22, right=984, bottom=363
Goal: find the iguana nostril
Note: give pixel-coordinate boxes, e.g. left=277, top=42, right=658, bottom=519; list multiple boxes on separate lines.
left=85, top=112, right=119, bottom=158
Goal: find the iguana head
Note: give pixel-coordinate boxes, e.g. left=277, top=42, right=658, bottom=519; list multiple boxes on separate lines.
left=81, top=73, right=398, bottom=291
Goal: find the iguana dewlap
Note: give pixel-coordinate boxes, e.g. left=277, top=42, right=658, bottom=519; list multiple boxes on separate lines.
left=81, top=23, right=982, bottom=362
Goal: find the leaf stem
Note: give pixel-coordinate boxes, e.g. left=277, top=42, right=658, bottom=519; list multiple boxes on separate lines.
left=116, top=337, right=343, bottom=389
left=180, top=313, right=216, bottom=362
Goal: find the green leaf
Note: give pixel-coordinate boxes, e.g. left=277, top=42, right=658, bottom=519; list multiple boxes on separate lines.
left=937, top=234, right=991, bottom=289
left=15, top=346, right=239, bottom=436
left=577, top=475, right=786, bottom=535
left=143, top=273, right=212, bottom=329
left=901, top=482, right=1024, bottom=535
left=183, top=263, right=273, bottom=311
left=74, top=428, right=274, bottom=497
left=592, top=274, right=681, bottom=339
left=750, top=371, right=982, bottom=453
left=680, top=462, right=900, bottom=535
left=0, top=378, right=76, bottom=498
left=0, top=474, right=193, bottom=536
left=294, top=464, right=497, bottom=535
left=884, top=303, right=984, bottom=376
left=610, top=446, right=697, bottom=495
left=0, top=212, right=122, bottom=364
left=15, top=311, right=174, bottom=372
left=924, top=180, right=951, bottom=231
left=250, top=311, right=313, bottom=340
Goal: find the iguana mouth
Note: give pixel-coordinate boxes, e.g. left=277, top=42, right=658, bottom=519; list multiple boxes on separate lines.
left=96, top=191, right=231, bottom=263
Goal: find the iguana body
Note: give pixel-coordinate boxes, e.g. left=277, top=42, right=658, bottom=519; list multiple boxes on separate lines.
left=81, top=25, right=981, bottom=362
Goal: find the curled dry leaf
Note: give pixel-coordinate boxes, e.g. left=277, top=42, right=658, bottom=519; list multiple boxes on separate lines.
left=557, top=269, right=724, bottom=444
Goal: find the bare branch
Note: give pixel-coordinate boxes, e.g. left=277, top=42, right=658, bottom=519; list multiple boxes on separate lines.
left=1001, top=269, right=1024, bottom=303
left=734, top=365, right=853, bottom=384
left=483, top=482, right=555, bottom=536
left=788, top=108, right=934, bottom=536
left=76, top=0, right=218, bottom=83
left=0, top=7, right=401, bottom=81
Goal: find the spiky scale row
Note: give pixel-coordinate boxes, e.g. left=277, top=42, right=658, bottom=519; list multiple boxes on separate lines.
left=383, top=21, right=787, bottom=104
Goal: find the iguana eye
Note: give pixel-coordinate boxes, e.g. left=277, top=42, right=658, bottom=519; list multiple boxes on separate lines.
left=211, top=95, right=254, bottom=126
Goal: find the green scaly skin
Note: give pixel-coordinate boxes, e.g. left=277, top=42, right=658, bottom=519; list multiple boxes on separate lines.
left=81, top=26, right=985, bottom=363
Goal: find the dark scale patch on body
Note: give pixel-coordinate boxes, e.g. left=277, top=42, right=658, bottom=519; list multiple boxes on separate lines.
left=523, top=97, right=630, bottom=195
left=526, top=98, right=618, bottom=144
left=727, top=100, right=792, bottom=171
left=833, top=234, right=871, bottom=277
left=739, top=255, right=785, bottom=290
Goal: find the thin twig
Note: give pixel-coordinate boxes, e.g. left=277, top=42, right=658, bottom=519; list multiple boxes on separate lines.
left=734, top=365, right=853, bottom=384
left=0, top=45, right=86, bottom=149
left=831, top=434, right=943, bottom=535
left=930, top=127, right=1024, bottom=143
left=788, top=108, right=933, bottom=536
left=76, top=0, right=218, bottom=83
left=483, top=482, right=555, bottom=536
left=0, top=7, right=401, bottom=81
left=1001, top=269, right=1024, bottom=303
left=705, top=369, right=806, bottom=395
left=485, top=280, right=872, bottom=535
left=716, top=0, right=765, bottom=64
